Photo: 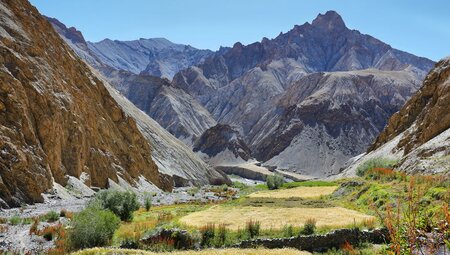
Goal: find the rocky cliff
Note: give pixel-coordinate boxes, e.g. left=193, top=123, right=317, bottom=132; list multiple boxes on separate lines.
left=0, top=0, right=170, bottom=207
left=341, top=57, right=450, bottom=176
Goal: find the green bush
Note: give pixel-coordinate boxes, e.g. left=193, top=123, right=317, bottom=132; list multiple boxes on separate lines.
left=93, top=190, right=140, bottom=221
left=200, top=223, right=215, bottom=247
left=144, top=195, right=152, bottom=211
left=215, top=224, right=228, bottom=247
left=299, top=218, right=316, bottom=235
left=45, top=210, right=60, bottom=222
left=266, top=175, right=285, bottom=190
left=246, top=220, right=260, bottom=238
left=69, top=206, right=120, bottom=249
left=9, top=215, right=21, bottom=225
left=283, top=224, right=294, bottom=237
left=356, top=157, right=397, bottom=177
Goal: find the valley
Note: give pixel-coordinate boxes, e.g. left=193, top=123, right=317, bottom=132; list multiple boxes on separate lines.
left=1, top=0, right=450, bottom=254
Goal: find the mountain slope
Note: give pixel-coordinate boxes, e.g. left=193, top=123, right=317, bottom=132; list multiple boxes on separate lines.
left=0, top=0, right=169, bottom=207
left=47, top=17, right=217, bottom=144
left=171, top=11, right=434, bottom=176
left=95, top=72, right=229, bottom=186
left=342, top=57, right=450, bottom=176
left=87, top=38, right=213, bottom=79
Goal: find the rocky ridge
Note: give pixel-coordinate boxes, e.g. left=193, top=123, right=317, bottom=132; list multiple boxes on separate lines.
left=0, top=0, right=168, bottom=207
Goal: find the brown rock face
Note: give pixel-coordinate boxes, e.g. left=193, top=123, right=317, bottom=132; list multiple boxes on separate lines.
left=0, top=0, right=168, bottom=207
left=369, top=59, right=450, bottom=154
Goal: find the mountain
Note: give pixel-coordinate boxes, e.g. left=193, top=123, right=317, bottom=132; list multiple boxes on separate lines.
left=0, top=0, right=228, bottom=208
left=46, top=17, right=217, bottom=144
left=342, top=57, right=450, bottom=176
left=0, top=0, right=166, bottom=207
left=47, top=11, right=435, bottom=177
left=87, top=38, right=213, bottom=79
left=172, top=11, right=435, bottom=176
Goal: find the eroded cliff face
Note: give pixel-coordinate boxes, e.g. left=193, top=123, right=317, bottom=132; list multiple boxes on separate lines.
left=341, top=58, right=450, bottom=176
left=0, top=0, right=168, bottom=207
left=370, top=58, right=450, bottom=154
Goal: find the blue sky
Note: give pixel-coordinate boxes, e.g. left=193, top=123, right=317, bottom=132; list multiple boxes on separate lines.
left=30, top=0, right=450, bottom=61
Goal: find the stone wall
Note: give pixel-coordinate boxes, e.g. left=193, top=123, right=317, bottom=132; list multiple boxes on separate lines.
left=234, top=228, right=389, bottom=252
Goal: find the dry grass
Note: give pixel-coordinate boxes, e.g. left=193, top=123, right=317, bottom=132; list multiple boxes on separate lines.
left=179, top=206, right=374, bottom=230
left=248, top=186, right=338, bottom=199
left=72, top=248, right=311, bottom=255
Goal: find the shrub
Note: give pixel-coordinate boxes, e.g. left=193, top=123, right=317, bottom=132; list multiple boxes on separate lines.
left=68, top=206, right=120, bottom=249
left=93, top=190, right=140, bottom=221
left=300, top=218, right=316, bottom=235
left=216, top=223, right=228, bottom=247
left=356, top=157, right=397, bottom=177
left=200, top=223, right=215, bottom=247
left=266, top=175, right=285, bottom=190
left=144, top=195, right=152, bottom=211
left=283, top=224, right=294, bottom=237
left=246, top=220, right=260, bottom=238
left=46, top=211, right=60, bottom=222
left=9, top=215, right=21, bottom=225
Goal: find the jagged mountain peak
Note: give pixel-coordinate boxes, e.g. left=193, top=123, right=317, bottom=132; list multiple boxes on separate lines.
left=311, top=10, right=346, bottom=31
left=44, top=16, right=86, bottom=45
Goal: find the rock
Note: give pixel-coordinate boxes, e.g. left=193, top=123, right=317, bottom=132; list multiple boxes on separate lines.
left=0, top=0, right=170, bottom=207
left=344, top=57, right=450, bottom=175
left=194, top=124, right=253, bottom=166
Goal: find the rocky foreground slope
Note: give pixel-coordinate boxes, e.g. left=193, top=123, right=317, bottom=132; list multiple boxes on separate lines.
left=0, top=0, right=228, bottom=208
left=342, top=57, right=450, bottom=176
left=0, top=0, right=167, bottom=207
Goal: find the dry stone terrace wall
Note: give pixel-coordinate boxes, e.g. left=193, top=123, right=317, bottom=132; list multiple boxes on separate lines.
left=234, top=228, right=389, bottom=252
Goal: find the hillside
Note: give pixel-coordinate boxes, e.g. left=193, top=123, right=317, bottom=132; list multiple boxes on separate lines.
left=342, top=57, right=450, bottom=176
left=0, top=0, right=167, bottom=207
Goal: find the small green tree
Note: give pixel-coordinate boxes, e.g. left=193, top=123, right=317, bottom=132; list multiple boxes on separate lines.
left=94, top=190, right=140, bottom=221
left=69, top=206, right=120, bottom=249
left=266, top=175, right=285, bottom=190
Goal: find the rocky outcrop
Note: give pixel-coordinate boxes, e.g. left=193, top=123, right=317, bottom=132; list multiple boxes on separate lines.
left=341, top=57, right=450, bottom=176
left=0, top=0, right=169, bottom=207
left=193, top=124, right=253, bottom=166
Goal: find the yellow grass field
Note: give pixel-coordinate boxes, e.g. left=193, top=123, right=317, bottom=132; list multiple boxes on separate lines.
left=179, top=206, right=374, bottom=230
left=247, top=186, right=338, bottom=199
left=73, top=248, right=311, bottom=255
